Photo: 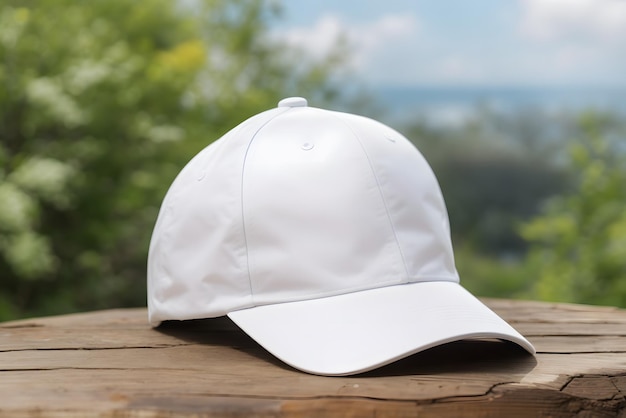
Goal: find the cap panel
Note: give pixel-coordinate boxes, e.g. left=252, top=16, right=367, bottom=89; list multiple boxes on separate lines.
left=148, top=108, right=288, bottom=323
left=338, top=113, right=458, bottom=282
left=242, top=107, right=407, bottom=305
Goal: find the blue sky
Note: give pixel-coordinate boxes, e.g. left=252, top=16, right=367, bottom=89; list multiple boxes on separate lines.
left=271, top=0, right=626, bottom=88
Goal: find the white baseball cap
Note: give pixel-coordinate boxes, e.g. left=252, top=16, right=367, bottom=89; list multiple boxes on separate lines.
left=147, top=97, right=535, bottom=376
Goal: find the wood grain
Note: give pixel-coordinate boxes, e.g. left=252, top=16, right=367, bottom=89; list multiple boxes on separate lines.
left=1, top=300, right=625, bottom=417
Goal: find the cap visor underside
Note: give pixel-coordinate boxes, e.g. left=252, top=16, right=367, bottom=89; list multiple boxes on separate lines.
left=227, top=281, right=535, bottom=376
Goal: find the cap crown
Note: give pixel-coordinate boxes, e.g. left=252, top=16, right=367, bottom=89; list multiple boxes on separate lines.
left=148, top=100, right=458, bottom=324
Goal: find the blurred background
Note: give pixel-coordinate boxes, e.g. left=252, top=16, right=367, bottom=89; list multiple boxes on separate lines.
left=1, top=0, right=625, bottom=321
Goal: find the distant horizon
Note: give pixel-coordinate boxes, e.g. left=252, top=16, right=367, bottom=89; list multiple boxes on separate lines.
left=373, top=84, right=626, bottom=90
left=367, top=83, right=626, bottom=125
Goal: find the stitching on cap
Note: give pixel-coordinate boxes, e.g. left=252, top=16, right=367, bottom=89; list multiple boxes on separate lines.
left=228, top=276, right=459, bottom=314
left=240, top=107, right=292, bottom=305
left=331, top=112, right=412, bottom=281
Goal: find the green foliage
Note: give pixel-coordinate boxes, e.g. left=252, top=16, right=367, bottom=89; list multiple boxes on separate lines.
left=454, top=244, right=532, bottom=300
left=403, top=109, right=626, bottom=307
left=520, top=113, right=626, bottom=306
left=405, top=109, right=571, bottom=257
left=0, top=0, right=347, bottom=320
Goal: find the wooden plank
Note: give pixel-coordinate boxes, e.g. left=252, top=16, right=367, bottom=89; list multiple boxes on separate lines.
left=0, top=308, right=149, bottom=329
left=2, top=344, right=624, bottom=398
left=513, top=322, right=626, bottom=336
left=0, top=344, right=538, bottom=400
left=1, top=301, right=625, bottom=417
left=281, top=388, right=626, bottom=418
left=0, top=366, right=624, bottom=417
left=3, top=324, right=624, bottom=353
left=531, top=335, right=626, bottom=353
left=0, top=327, right=192, bottom=351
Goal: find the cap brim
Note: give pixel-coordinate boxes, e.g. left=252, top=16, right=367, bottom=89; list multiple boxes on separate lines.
left=227, top=281, right=535, bottom=376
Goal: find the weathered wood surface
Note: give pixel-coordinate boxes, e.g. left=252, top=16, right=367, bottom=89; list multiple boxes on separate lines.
left=1, top=299, right=626, bottom=417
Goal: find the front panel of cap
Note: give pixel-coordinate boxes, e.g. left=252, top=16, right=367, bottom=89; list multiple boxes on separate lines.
left=148, top=107, right=289, bottom=323
left=242, top=107, right=408, bottom=305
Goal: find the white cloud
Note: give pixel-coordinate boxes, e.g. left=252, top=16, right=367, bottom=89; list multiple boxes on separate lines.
left=514, top=0, right=626, bottom=86
left=274, top=3, right=625, bottom=87
left=276, top=13, right=420, bottom=70
left=520, top=0, right=626, bottom=41
left=277, top=14, right=344, bottom=60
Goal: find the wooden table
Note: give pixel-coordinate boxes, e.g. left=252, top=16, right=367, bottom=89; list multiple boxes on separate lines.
left=1, top=299, right=625, bottom=417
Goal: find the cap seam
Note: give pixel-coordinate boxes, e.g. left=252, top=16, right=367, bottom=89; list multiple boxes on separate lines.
left=228, top=276, right=459, bottom=313
left=240, top=106, right=293, bottom=305
left=330, top=112, right=411, bottom=282
left=154, top=187, right=177, bottom=306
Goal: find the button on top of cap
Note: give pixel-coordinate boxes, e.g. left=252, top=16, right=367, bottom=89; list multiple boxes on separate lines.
left=278, top=97, right=308, bottom=108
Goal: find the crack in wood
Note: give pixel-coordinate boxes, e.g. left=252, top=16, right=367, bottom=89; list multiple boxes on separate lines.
left=609, top=377, right=626, bottom=400
left=0, top=344, right=195, bottom=353
left=0, top=367, right=138, bottom=373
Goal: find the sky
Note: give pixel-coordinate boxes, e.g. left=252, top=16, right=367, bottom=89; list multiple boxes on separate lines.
left=271, top=0, right=626, bottom=88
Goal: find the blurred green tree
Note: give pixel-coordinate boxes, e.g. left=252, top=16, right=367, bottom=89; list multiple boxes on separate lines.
left=405, top=110, right=571, bottom=257
left=520, top=113, right=626, bottom=306
left=0, top=0, right=347, bottom=320
left=401, top=109, right=589, bottom=301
